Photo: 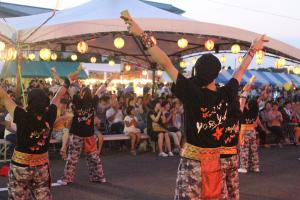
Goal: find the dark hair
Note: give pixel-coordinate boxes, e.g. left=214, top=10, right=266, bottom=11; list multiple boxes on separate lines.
left=126, top=105, right=135, bottom=115
left=81, top=87, right=93, bottom=109
left=244, top=99, right=259, bottom=119
left=161, top=100, right=169, bottom=108
left=27, top=88, right=50, bottom=116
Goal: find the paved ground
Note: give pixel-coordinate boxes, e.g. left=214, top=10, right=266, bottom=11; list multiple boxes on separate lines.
left=0, top=146, right=300, bottom=200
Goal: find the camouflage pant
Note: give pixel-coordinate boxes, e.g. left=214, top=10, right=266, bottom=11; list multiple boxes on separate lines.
left=239, top=130, right=259, bottom=171
left=174, top=158, right=222, bottom=200
left=174, top=158, right=202, bottom=200
left=220, top=155, right=239, bottom=200
left=8, top=163, right=51, bottom=200
left=61, top=135, right=105, bottom=183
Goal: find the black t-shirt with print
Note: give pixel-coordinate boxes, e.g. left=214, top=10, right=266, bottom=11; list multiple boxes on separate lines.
left=171, top=74, right=239, bottom=148
left=13, top=104, right=57, bottom=154
left=242, top=107, right=258, bottom=124
left=70, top=95, right=99, bottom=137
left=221, top=100, right=242, bottom=158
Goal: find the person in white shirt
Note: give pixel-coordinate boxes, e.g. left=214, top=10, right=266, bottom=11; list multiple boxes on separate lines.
left=124, top=106, right=141, bottom=156
left=106, top=99, right=124, bottom=134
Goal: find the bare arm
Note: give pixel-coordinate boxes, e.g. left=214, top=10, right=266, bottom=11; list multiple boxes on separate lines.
left=233, top=35, right=268, bottom=83
left=95, top=75, right=113, bottom=97
left=0, top=86, right=17, bottom=117
left=51, top=86, right=68, bottom=107
left=51, top=68, right=64, bottom=84
left=150, top=111, right=162, bottom=122
left=121, top=11, right=178, bottom=82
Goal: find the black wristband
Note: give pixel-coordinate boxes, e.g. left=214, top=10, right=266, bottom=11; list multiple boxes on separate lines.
left=63, top=78, right=70, bottom=89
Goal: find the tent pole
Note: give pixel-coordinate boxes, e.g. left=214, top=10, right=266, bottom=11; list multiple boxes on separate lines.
left=151, top=65, right=156, bottom=96
left=15, top=43, right=22, bottom=100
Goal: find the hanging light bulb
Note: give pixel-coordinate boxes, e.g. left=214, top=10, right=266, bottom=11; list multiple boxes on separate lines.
left=77, top=41, right=88, bottom=54
left=108, top=59, right=115, bottom=66
left=237, top=56, right=243, bottom=63
left=39, top=48, right=51, bottom=61
left=0, top=41, right=5, bottom=51
left=28, top=53, right=36, bottom=61
left=204, top=39, right=214, bottom=51
left=71, top=54, right=77, bottom=61
left=177, top=38, right=188, bottom=49
left=255, top=50, right=264, bottom=59
left=180, top=60, right=188, bottom=68
left=51, top=53, right=57, bottom=61
left=6, top=47, right=17, bottom=60
left=278, top=58, right=286, bottom=67
left=114, top=37, right=125, bottom=49
left=192, top=57, right=197, bottom=65
left=220, top=55, right=226, bottom=63
left=256, top=58, right=263, bottom=65
left=157, top=70, right=163, bottom=77
left=90, top=56, right=97, bottom=63
left=125, top=64, right=131, bottom=71
left=142, top=70, right=148, bottom=76
left=293, top=66, right=300, bottom=75
left=231, top=44, right=240, bottom=54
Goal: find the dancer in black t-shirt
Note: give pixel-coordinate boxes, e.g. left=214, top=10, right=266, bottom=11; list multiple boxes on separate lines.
left=121, top=11, right=268, bottom=199
left=220, top=82, right=252, bottom=200
left=238, top=99, right=261, bottom=174
left=0, top=76, right=72, bottom=200
left=57, top=77, right=112, bottom=185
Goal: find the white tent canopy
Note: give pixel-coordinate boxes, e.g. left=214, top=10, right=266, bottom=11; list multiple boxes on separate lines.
left=2, top=0, right=300, bottom=65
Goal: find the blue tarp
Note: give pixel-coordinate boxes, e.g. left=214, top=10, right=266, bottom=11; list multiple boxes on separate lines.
left=217, top=69, right=300, bottom=86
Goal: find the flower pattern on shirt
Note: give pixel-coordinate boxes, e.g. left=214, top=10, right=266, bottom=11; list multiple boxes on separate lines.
left=196, top=101, right=228, bottom=141
left=29, top=122, right=50, bottom=151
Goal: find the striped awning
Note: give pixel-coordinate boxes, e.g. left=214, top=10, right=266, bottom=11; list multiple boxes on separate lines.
left=218, top=70, right=300, bottom=86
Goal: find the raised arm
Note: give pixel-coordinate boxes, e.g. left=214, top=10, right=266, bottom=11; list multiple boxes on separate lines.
left=233, top=35, right=268, bottom=83
left=121, top=11, right=178, bottom=82
left=240, top=76, right=256, bottom=111
left=0, top=86, right=17, bottom=117
left=51, top=68, right=64, bottom=85
left=51, top=80, right=69, bottom=107
left=95, top=75, right=113, bottom=97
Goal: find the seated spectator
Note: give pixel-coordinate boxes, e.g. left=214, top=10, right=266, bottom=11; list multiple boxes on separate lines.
left=106, top=99, right=124, bottom=134
left=147, top=101, right=173, bottom=157
left=52, top=99, right=72, bottom=143
left=135, top=97, right=146, bottom=132
left=94, top=116, right=104, bottom=155
left=124, top=106, right=142, bottom=156
left=161, top=101, right=182, bottom=154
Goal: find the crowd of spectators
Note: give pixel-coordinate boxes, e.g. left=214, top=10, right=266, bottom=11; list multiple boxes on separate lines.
left=1, top=78, right=300, bottom=158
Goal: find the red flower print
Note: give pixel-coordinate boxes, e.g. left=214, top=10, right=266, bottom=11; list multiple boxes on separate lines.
left=213, top=127, right=224, bottom=140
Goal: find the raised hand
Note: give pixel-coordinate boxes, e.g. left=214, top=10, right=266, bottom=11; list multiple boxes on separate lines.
left=251, top=34, right=269, bottom=51
left=120, top=10, right=143, bottom=36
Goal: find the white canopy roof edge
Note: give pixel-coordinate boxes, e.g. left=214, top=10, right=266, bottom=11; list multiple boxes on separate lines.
left=3, top=0, right=300, bottom=62
left=0, top=19, right=17, bottom=45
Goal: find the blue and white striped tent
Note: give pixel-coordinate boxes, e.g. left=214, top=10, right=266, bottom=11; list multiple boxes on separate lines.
left=217, top=70, right=300, bottom=86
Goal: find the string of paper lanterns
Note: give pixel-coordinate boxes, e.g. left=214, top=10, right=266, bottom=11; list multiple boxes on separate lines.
left=177, top=38, right=188, bottom=49
left=204, top=39, right=214, bottom=51
left=77, top=41, right=88, bottom=54
left=231, top=44, right=240, bottom=54
left=90, top=56, right=97, bottom=63
left=220, top=55, right=226, bottom=63
left=71, top=54, right=78, bottom=61
left=51, top=53, right=57, bottom=61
